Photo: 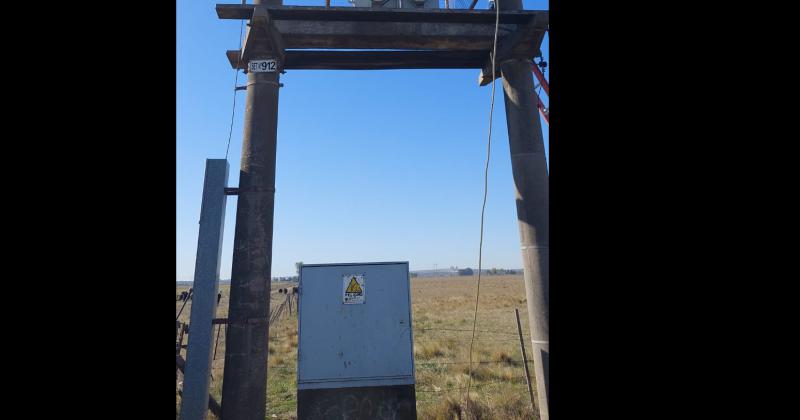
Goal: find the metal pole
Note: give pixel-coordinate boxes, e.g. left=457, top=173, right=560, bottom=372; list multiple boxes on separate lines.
left=180, top=159, right=229, bottom=420
left=177, top=324, right=187, bottom=357
left=213, top=324, right=222, bottom=360
left=221, top=1, right=282, bottom=419
left=177, top=323, right=186, bottom=389
left=499, top=0, right=549, bottom=418
left=515, top=308, right=536, bottom=412
left=176, top=288, right=193, bottom=321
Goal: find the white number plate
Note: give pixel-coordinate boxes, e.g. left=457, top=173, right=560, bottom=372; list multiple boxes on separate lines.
left=248, top=59, right=278, bottom=73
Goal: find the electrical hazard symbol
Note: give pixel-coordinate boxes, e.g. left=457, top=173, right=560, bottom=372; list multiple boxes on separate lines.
left=343, top=274, right=365, bottom=305
left=345, top=277, right=362, bottom=294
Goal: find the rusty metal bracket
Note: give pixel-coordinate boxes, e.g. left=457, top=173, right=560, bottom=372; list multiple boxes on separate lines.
left=224, top=186, right=276, bottom=196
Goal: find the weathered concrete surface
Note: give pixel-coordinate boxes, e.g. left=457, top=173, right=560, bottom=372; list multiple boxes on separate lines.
left=499, top=0, right=549, bottom=419
left=220, top=2, right=283, bottom=420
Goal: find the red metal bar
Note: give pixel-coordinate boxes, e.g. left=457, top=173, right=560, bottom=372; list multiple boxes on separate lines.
left=530, top=63, right=548, bottom=124
left=537, top=97, right=549, bottom=125
left=531, top=63, right=549, bottom=96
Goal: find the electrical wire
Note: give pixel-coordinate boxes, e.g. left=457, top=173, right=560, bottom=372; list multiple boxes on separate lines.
left=465, top=0, right=500, bottom=404
left=224, top=18, right=246, bottom=161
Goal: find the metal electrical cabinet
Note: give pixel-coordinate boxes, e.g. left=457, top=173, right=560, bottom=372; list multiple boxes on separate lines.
left=297, top=262, right=416, bottom=420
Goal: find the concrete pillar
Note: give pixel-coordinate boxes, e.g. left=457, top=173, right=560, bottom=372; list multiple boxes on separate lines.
left=180, top=159, right=229, bottom=420
left=499, top=0, right=549, bottom=418
left=220, top=1, right=282, bottom=419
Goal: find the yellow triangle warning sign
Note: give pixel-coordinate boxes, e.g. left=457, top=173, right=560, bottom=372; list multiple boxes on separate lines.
left=345, top=277, right=363, bottom=294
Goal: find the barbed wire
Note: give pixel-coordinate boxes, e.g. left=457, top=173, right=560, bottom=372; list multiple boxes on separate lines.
left=415, top=338, right=522, bottom=343
left=417, top=381, right=529, bottom=393
left=418, top=327, right=529, bottom=336
left=204, top=357, right=532, bottom=404
left=211, top=359, right=532, bottom=370
left=205, top=328, right=523, bottom=341
left=185, top=289, right=535, bottom=400
left=417, top=359, right=531, bottom=366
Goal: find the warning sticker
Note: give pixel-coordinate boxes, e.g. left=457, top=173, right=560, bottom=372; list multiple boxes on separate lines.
left=343, top=274, right=365, bottom=305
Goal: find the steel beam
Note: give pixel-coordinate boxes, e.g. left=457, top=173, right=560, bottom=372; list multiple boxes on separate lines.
left=226, top=50, right=491, bottom=70
left=179, top=159, right=229, bottom=420
left=216, top=5, right=544, bottom=24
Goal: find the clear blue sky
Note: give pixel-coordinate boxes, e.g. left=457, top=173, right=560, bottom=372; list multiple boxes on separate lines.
left=177, top=0, right=549, bottom=280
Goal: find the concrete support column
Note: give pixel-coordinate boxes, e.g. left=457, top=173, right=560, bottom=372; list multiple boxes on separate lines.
left=502, top=57, right=550, bottom=420
left=499, top=1, right=549, bottom=418
left=220, top=2, right=282, bottom=419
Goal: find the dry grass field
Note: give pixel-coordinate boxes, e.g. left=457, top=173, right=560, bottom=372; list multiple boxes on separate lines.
left=176, top=275, right=539, bottom=419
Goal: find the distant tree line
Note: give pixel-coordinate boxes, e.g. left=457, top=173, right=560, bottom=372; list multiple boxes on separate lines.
left=412, top=267, right=523, bottom=276
left=455, top=267, right=522, bottom=276
left=484, top=268, right=522, bottom=275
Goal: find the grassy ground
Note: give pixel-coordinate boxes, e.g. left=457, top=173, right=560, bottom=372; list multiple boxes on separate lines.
left=176, top=275, right=539, bottom=419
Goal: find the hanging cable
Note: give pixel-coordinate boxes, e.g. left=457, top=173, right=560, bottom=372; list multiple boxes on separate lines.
left=224, top=18, right=246, bottom=161
left=465, top=0, right=500, bottom=404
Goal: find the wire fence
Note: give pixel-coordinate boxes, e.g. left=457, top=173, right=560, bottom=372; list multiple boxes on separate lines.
left=203, top=323, right=535, bottom=386
left=419, top=327, right=529, bottom=336
left=178, top=291, right=536, bottom=413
